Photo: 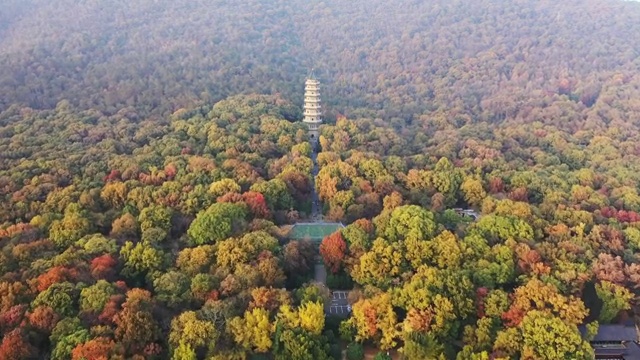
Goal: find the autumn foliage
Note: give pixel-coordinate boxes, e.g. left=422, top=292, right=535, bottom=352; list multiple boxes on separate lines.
left=27, top=306, right=60, bottom=333
left=91, top=254, right=118, bottom=280
left=71, top=337, right=122, bottom=360
left=2, top=1, right=640, bottom=358
left=320, top=231, right=348, bottom=274
left=0, top=329, right=34, bottom=360
left=31, top=266, right=79, bottom=292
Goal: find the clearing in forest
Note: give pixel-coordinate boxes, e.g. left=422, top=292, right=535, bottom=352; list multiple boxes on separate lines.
left=288, top=222, right=344, bottom=242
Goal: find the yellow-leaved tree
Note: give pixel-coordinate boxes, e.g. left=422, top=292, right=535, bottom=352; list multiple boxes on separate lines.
left=298, top=301, right=325, bottom=336
left=227, top=307, right=273, bottom=353
left=347, top=293, right=400, bottom=350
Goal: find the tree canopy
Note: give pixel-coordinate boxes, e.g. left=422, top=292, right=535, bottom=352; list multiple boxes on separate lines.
left=3, top=0, right=640, bottom=358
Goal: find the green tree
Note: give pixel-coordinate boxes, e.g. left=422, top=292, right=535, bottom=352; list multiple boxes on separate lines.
left=341, top=223, right=372, bottom=251
left=470, top=215, right=534, bottom=245
left=402, top=334, right=445, bottom=360
left=275, top=329, right=332, bottom=360
left=153, top=270, right=192, bottom=308
left=49, top=318, right=88, bottom=360
left=50, top=317, right=84, bottom=344
left=51, top=327, right=89, bottom=360
left=250, top=178, right=294, bottom=211
left=138, top=205, right=173, bottom=233
left=294, top=283, right=330, bottom=306
left=596, top=281, right=633, bottom=323
left=383, top=205, right=437, bottom=242
left=76, top=234, right=117, bottom=255
left=79, top=280, right=115, bottom=313
left=188, top=203, right=247, bottom=245
left=32, top=282, right=78, bottom=317
left=346, top=342, right=365, bottom=360
left=456, top=346, right=489, bottom=360
left=520, top=311, right=594, bottom=360
left=432, top=157, right=463, bottom=205
left=141, top=227, right=168, bottom=245
left=394, top=266, right=474, bottom=338
left=120, top=241, right=166, bottom=280
left=49, top=203, right=93, bottom=248
left=472, top=244, right=515, bottom=288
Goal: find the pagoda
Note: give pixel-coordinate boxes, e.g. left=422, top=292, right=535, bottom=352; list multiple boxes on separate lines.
left=303, top=74, right=322, bottom=145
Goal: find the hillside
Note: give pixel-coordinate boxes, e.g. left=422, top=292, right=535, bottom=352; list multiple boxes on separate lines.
left=3, top=1, right=640, bottom=359
left=1, top=0, right=639, bottom=124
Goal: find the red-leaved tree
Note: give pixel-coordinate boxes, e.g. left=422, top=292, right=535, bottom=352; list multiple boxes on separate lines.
left=319, top=231, right=347, bottom=274
left=91, top=254, right=118, bottom=280
left=242, top=191, right=271, bottom=219
left=27, top=306, right=60, bottom=333
left=0, top=304, right=26, bottom=333
left=71, top=337, right=122, bottom=360
left=31, top=266, right=79, bottom=292
left=0, top=328, right=34, bottom=360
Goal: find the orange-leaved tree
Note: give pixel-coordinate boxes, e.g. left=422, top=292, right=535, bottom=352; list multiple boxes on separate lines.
left=320, top=231, right=347, bottom=274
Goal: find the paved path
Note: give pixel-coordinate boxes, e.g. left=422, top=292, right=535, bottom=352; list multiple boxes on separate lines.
left=310, top=145, right=351, bottom=317
left=309, top=149, right=323, bottom=222
left=314, top=262, right=327, bottom=284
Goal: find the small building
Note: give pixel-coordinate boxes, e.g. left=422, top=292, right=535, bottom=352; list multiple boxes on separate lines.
left=579, top=323, right=640, bottom=359
left=452, top=208, right=480, bottom=221
left=288, top=222, right=344, bottom=243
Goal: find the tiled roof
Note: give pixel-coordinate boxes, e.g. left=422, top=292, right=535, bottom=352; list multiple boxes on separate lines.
left=580, top=323, right=640, bottom=359
left=579, top=324, right=638, bottom=342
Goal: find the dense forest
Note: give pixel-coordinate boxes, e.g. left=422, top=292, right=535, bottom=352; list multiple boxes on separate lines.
left=2, top=0, right=640, bottom=359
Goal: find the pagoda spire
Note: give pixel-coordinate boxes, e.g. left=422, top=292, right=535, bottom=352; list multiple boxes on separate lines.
left=303, top=74, right=322, bottom=145
left=307, top=68, right=317, bottom=80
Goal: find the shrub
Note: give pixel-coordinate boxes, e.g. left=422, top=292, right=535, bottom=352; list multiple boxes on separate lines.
left=346, top=342, right=364, bottom=360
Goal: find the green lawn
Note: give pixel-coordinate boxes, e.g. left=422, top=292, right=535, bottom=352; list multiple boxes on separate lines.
left=288, top=222, right=344, bottom=241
